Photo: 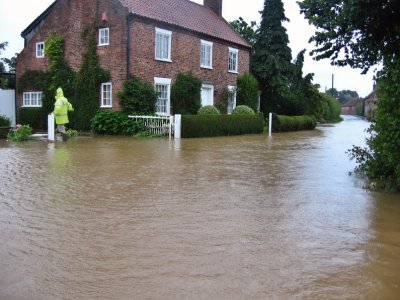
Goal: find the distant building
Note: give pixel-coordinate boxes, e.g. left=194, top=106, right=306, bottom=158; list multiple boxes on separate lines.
left=341, top=98, right=364, bottom=116
left=363, top=83, right=378, bottom=121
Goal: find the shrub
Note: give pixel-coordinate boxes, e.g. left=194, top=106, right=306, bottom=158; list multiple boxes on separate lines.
left=271, top=114, right=317, bottom=132
left=181, top=114, right=264, bottom=138
left=90, top=110, right=143, bottom=135
left=118, top=76, right=158, bottom=115
left=7, top=125, right=32, bottom=141
left=18, top=107, right=47, bottom=130
left=236, top=72, right=259, bottom=112
left=215, top=88, right=230, bottom=114
left=232, top=105, right=255, bottom=115
left=322, top=95, right=342, bottom=123
left=0, top=114, right=11, bottom=127
left=171, top=71, right=202, bottom=114
left=198, top=105, right=220, bottom=115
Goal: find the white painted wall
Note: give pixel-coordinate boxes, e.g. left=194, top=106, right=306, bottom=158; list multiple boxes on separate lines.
left=0, top=90, right=16, bottom=127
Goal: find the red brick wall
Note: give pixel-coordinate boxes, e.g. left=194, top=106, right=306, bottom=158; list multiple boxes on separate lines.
left=16, top=0, right=251, bottom=113
left=16, top=0, right=129, bottom=110
left=130, top=17, right=251, bottom=103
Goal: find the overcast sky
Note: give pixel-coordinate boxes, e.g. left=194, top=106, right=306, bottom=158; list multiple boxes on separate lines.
left=0, top=0, right=375, bottom=97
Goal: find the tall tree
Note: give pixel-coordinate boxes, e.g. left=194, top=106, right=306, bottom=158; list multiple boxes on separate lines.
left=229, top=17, right=258, bottom=48
left=299, top=0, right=400, bottom=190
left=252, top=0, right=293, bottom=114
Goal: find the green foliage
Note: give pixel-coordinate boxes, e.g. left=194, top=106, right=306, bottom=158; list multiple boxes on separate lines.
left=236, top=73, right=259, bottom=112
left=232, top=105, right=255, bottom=115
left=215, top=88, right=229, bottom=114
left=18, top=107, right=47, bottom=130
left=349, top=59, right=400, bottom=191
left=321, top=94, right=342, bottom=123
left=66, top=129, right=78, bottom=137
left=118, top=76, right=157, bottom=115
left=271, top=114, right=317, bottom=132
left=198, top=105, right=220, bottom=115
left=0, top=114, right=11, bottom=127
left=252, top=0, right=293, bottom=114
left=181, top=114, right=264, bottom=138
left=298, top=0, right=400, bottom=73
left=326, top=88, right=359, bottom=104
left=44, top=34, right=75, bottom=120
left=90, top=110, right=144, bottom=135
left=229, top=17, right=258, bottom=47
left=7, top=125, right=32, bottom=141
left=71, top=26, right=110, bottom=130
left=171, top=71, right=202, bottom=114
left=17, top=70, right=48, bottom=94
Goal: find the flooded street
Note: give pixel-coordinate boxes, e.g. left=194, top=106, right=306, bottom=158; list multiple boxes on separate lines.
left=1, top=117, right=399, bottom=299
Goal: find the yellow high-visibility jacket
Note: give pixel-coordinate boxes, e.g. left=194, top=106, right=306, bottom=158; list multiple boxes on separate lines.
left=53, top=88, right=73, bottom=125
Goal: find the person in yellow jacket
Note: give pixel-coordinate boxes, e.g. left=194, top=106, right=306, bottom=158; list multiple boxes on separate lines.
left=53, top=87, right=73, bottom=139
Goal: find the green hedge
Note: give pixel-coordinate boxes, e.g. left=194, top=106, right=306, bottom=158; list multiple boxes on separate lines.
left=18, top=107, right=47, bottom=130
left=271, top=114, right=316, bottom=132
left=181, top=114, right=264, bottom=138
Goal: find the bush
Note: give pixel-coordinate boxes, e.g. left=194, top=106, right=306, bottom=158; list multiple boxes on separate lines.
left=322, top=95, right=342, bottom=123
left=18, top=107, right=47, bottom=130
left=236, top=72, right=259, bottom=112
left=181, top=114, right=264, bottom=138
left=215, top=88, right=230, bottom=114
left=90, top=110, right=144, bottom=135
left=271, top=114, right=317, bottom=132
left=118, top=76, right=158, bottom=115
left=7, top=125, right=32, bottom=141
left=232, top=105, right=255, bottom=115
left=0, top=114, right=11, bottom=127
left=198, top=105, right=220, bottom=115
left=171, top=71, right=202, bottom=114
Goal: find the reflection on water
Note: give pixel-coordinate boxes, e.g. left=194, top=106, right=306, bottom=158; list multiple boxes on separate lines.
left=0, top=117, right=399, bottom=299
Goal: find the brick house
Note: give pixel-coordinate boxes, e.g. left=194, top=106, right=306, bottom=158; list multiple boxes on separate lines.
left=16, top=0, right=251, bottom=117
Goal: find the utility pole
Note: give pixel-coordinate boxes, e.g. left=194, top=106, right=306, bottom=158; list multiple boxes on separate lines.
left=331, top=74, right=334, bottom=97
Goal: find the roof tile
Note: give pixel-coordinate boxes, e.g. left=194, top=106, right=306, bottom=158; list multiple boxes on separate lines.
left=119, top=0, right=250, bottom=48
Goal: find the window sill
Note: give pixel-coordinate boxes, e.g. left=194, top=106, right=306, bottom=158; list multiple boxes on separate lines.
left=100, top=105, right=112, bottom=109
left=22, top=106, right=42, bottom=108
left=201, top=66, right=213, bottom=70
left=228, top=70, right=239, bottom=74
left=155, top=58, right=172, bottom=63
left=98, top=44, right=109, bottom=47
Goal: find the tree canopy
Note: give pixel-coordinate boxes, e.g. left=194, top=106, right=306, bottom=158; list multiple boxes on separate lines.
left=298, top=0, right=400, bottom=73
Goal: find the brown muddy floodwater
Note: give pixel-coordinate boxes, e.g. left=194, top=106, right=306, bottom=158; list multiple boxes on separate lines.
left=0, top=116, right=399, bottom=299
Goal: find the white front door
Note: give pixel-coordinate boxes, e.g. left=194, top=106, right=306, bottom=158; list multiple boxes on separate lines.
left=201, top=84, right=214, bottom=107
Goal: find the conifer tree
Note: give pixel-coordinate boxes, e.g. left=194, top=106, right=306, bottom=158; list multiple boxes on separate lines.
left=252, top=0, right=293, bottom=114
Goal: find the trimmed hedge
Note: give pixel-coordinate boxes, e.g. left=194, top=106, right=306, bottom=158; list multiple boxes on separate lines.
left=271, top=113, right=316, bottom=132
left=18, top=107, right=47, bottom=130
left=181, top=114, right=264, bottom=138
left=232, top=105, right=255, bottom=115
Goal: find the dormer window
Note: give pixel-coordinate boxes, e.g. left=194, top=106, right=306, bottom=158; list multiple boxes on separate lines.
left=36, top=42, right=44, bottom=58
left=99, top=28, right=109, bottom=46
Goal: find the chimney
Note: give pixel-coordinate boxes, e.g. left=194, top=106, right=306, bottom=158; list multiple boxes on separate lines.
left=204, top=0, right=222, bottom=17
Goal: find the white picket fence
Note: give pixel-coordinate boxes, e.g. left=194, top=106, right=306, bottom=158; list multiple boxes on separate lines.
left=129, top=115, right=174, bottom=138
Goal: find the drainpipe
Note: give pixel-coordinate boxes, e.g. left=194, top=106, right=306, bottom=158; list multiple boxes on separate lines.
left=126, top=14, right=133, bottom=79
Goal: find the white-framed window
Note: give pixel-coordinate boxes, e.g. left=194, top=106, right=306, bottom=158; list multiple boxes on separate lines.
left=155, top=28, right=172, bottom=62
left=228, top=47, right=239, bottom=73
left=36, top=42, right=45, bottom=58
left=200, top=40, right=213, bottom=69
left=154, top=77, right=171, bottom=115
left=227, top=85, right=237, bottom=114
left=201, top=84, right=214, bottom=107
left=99, top=28, right=109, bottom=46
left=101, top=82, right=112, bottom=107
left=23, top=92, right=43, bottom=107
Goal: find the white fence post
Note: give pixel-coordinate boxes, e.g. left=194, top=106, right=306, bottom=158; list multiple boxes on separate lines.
left=48, top=114, right=55, bottom=142
left=269, top=112, right=272, bottom=137
left=174, top=114, right=181, bottom=139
